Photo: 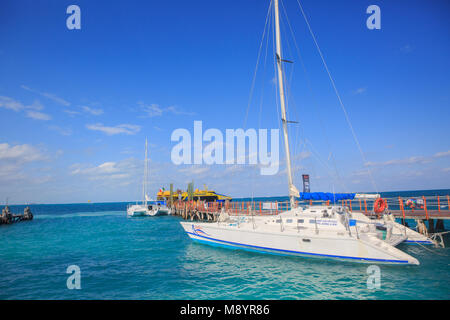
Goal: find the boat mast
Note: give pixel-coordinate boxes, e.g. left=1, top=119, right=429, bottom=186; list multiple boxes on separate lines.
left=274, top=0, right=297, bottom=209
left=143, top=138, right=148, bottom=206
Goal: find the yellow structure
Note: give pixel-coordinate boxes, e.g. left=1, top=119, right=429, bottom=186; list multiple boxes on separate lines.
left=157, top=186, right=232, bottom=202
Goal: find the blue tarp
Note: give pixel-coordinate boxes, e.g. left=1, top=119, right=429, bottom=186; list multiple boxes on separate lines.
left=299, top=192, right=355, bottom=202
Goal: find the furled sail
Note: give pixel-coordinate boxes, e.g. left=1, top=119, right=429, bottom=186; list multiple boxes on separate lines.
left=289, top=184, right=300, bottom=198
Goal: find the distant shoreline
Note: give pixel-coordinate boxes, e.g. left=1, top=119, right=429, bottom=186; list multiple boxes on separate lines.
left=3, top=188, right=450, bottom=206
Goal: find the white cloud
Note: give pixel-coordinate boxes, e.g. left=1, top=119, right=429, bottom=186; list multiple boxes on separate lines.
left=434, top=150, right=450, bottom=158
left=365, top=150, right=450, bottom=167
left=141, top=103, right=163, bottom=117
left=365, top=156, right=429, bottom=167
left=353, top=87, right=367, bottom=95
left=400, top=44, right=413, bottom=53
left=21, top=85, right=70, bottom=106
left=139, top=102, right=195, bottom=117
left=0, top=96, right=52, bottom=121
left=178, top=166, right=210, bottom=175
left=26, top=110, right=51, bottom=121
left=72, top=161, right=119, bottom=175
left=294, top=151, right=312, bottom=161
left=64, top=109, right=81, bottom=116
left=70, top=158, right=142, bottom=183
left=0, top=96, right=25, bottom=111
left=0, top=143, right=49, bottom=184
left=81, top=106, right=104, bottom=116
left=0, top=143, right=47, bottom=162
left=48, top=125, right=72, bottom=136
left=86, top=123, right=141, bottom=135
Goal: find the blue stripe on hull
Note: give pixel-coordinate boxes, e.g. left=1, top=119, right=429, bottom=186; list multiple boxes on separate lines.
left=186, top=231, right=410, bottom=264
left=404, top=240, right=433, bottom=245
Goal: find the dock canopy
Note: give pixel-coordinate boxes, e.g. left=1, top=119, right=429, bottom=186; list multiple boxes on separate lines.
left=299, top=192, right=356, bottom=202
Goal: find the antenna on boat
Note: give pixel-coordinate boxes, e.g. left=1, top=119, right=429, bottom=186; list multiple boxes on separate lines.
left=274, top=0, right=299, bottom=209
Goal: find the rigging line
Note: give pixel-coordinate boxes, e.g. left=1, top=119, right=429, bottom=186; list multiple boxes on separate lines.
left=305, top=138, right=348, bottom=192
left=295, top=0, right=378, bottom=193
left=258, top=4, right=272, bottom=131
left=279, top=0, right=304, bottom=164
left=251, top=2, right=273, bottom=205
left=280, top=0, right=347, bottom=193
left=243, top=0, right=273, bottom=130
left=243, top=1, right=271, bottom=203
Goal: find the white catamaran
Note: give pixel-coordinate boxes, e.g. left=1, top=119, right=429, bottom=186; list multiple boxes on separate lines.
left=180, top=0, right=425, bottom=265
left=127, top=138, right=169, bottom=217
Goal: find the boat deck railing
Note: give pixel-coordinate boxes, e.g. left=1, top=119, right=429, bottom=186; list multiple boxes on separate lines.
left=171, top=195, right=450, bottom=220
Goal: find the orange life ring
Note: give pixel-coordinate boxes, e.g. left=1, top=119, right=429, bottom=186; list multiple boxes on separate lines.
left=373, top=198, right=387, bottom=214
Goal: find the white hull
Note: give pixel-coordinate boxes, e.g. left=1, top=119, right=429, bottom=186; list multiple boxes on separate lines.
left=348, top=211, right=434, bottom=245
left=227, top=207, right=433, bottom=246
left=180, top=221, right=418, bottom=265
left=127, top=204, right=170, bottom=217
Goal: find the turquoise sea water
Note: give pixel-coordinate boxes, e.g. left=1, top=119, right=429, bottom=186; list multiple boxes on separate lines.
left=1, top=190, right=449, bottom=300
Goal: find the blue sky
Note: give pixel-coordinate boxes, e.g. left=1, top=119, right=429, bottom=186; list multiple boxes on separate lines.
left=0, top=0, right=449, bottom=204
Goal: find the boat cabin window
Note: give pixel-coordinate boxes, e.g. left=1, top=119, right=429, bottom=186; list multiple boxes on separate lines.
left=297, top=219, right=304, bottom=223
left=286, top=219, right=293, bottom=223
left=276, top=219, right=282, bottom=223
left=148, top=205, right=153, bottom=210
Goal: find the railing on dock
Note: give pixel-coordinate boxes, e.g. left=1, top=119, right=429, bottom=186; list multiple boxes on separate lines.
left=171, top=195, right=450, bottom=220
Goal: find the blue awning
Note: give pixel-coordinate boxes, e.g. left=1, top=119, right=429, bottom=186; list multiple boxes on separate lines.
left=299, top=192, right=355, bottom=202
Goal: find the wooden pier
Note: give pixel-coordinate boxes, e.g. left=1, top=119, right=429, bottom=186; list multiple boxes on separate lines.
left=171, top=201, right=222, bottom=222
left=0, top=206, right=33, bottom=225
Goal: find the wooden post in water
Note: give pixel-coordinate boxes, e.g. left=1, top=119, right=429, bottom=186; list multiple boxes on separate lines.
left=399, top=197, right=405, bottom=220
left=423, top=196, right=429, bottom=220
left=169, top=183, right=173, bottom=208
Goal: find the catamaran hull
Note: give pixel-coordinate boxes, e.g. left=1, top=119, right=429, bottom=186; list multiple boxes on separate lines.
left=127, top=206, right=170, bottom=217
left=180, top=222, right=419, bottom=265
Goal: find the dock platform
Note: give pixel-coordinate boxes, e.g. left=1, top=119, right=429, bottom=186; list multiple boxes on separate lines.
left=1, top=206, right=33, bottom=225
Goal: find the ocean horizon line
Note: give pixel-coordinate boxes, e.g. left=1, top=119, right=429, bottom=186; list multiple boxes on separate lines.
left=4, top=188, right=450, bottom=206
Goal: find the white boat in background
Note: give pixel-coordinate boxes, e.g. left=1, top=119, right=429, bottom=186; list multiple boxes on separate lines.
left=180, top=0, right=422, bottom=265
left=127, top=139, right=170, bottom=217
left=127, top=202, right=170, bottom=217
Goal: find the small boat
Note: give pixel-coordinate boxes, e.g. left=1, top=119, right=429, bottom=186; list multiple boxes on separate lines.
left=127, top=139, right=169, bottom=217
left=127, top=201, right=170, bottom=217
